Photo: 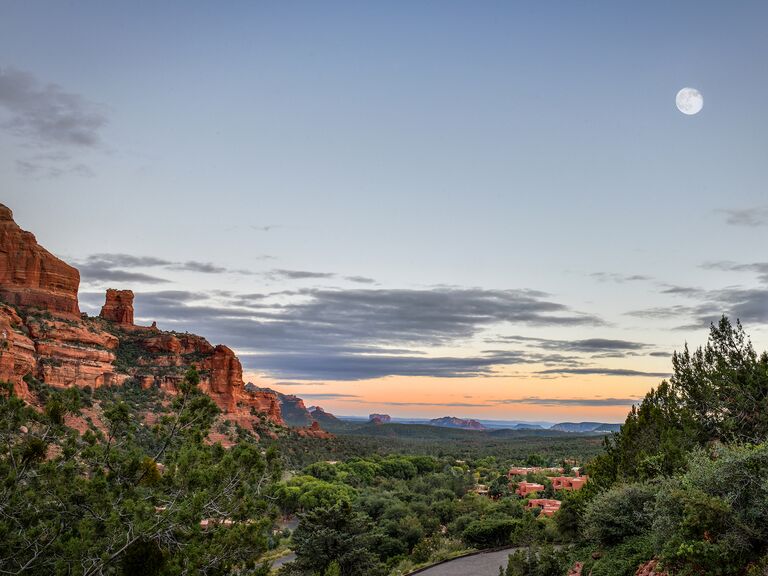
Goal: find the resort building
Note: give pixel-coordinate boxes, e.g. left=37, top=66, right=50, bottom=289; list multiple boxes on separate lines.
left=516, top=481, right=545, bottom=496
left=526, top=499, right=562, bottom=517
left=551, top=470, right=589, bottom=491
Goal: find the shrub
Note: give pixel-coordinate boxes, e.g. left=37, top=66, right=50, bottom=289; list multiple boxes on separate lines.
left=582, top=482, right=657, bottom=546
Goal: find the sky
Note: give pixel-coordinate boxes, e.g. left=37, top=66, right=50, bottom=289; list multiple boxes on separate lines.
left=1, top=1, right=767, bottom=423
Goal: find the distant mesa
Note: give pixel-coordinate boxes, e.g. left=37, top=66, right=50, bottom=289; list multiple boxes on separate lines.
left=369, top=413, right=391, bottom=424
left=428, top=416, right=486, bottom=431
left=512, top=423, right=544, bottom=430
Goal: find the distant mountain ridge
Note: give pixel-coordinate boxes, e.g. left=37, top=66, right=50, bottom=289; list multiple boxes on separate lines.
left=550, top=422, right=622, bottom=433
left=428, top=416, right=486, bottom=431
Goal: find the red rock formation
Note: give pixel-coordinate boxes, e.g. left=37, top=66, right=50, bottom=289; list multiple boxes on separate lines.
left=635, top=559, right=668, bottom=576
left=567, top=562, right=583, bottom=576
left=0, top=204, right=80, bottom=318
left=0, top=203, right=285, bottom=427
left=270, top=390, right=313, bottom=427
left=129, top=331, right=283, bottom=425
left=100, top=289, right=134, bottom=325
left=0, top=304, right=36, bottom=400
left=296, top=421, right=333, bottom=438
left=26, top=315, right=125, bottom=389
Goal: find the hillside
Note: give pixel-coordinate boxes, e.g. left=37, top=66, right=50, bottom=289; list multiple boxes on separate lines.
left=550, top=422, right=622, bottom=433
left=0, top=203, right=333, bottom=440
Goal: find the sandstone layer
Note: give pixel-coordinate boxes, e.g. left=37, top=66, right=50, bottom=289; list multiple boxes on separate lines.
left=0, top=204, right=286, bottom=429
left=100, top=289, right=134, bottom=325
left=0, top=204, right=80, bottom=317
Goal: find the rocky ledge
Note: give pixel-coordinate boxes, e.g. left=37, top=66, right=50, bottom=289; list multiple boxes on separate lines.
left=0, top=203, right=286, bottom=431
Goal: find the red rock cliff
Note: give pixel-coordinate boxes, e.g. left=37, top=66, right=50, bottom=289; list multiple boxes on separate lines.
left=0, top=204, right=284, bottom=428
left=100, top=289, right=134, bottom=325
left=0, top=204, right=80, bottom=318
left=0, top=304, right=37, bottom=400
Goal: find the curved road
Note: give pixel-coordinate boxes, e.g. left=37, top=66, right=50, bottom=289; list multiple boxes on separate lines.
left=414, top=548, right=515, bottom=576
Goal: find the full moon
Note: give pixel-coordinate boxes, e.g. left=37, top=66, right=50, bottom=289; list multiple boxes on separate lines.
left=676, top=87, right=704, bottom=115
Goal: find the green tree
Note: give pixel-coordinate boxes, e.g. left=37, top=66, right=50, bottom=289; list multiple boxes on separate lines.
left=0, top=370, right=281, bottom=575
left=462, top=517, right=516, bottom=549
left=283, top=501, right=386, bottom=576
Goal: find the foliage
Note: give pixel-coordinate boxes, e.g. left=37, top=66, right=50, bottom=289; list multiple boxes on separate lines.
left=568, top=318, right=768, bottom=576
left=462, top=517, right=516, bottom=549
left=592, top=317, right=768, bottom=487
left=582, top=482, right=657, bottom=546
left=502, top=545, right=571, bottom=576
left=280, top=501, right=386, bottom=576
left=0, top=369, right=281, bottom=575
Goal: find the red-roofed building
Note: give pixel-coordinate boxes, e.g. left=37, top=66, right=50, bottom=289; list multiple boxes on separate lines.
left=516, top=481, right=545, bottom=496
left=551, top=472, right=589, bottom=491
left=526, top=499, right=562, bottom=517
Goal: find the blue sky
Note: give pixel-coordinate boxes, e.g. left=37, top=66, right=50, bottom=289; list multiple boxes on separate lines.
left=1, top=1, right=767, bottom=420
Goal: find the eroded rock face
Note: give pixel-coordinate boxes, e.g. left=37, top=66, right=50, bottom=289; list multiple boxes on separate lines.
left=0, top=305, right=127, bottom=396
left=635, top=559, right=668, bottom=576
left=0, top=203, right=284, bottom=427
left=0, top=204, right=80, bottom=318
left=271, top=390, right=313, bottom=427
left=0, top=304, right=36, bottom=400
left=100, top=289, right=134, bottom=326
left=296, top=420, right=333, bottom=438
left=125, top=329, right=283, bottom=425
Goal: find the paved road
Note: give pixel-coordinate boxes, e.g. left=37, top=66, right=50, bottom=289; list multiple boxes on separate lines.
left=271, top=552, right=296, bottom=569
left=415, top=548, right=516, bottom=576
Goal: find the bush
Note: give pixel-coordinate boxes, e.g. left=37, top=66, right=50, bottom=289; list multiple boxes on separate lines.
left=582, top=482, right=657, bottom=546
left=462, top=518, right=516, bottom=549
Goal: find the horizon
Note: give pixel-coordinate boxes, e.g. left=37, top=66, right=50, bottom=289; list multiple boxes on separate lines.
left=2, top=2, right=767, bottom=422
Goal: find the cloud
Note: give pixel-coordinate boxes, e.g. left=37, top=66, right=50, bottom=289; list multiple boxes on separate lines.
left=494, top=335, right=650, bottom=353
left=498, top=396, right=642, bottom=407
left=705, top=287, right=768, bottom=324
left=659, top=284, right=706, bottom=297
left=649, top=351, right=671, bottom=357
left=170, top=261, right=229, bottom=274
left=96, top=286, right=602, bottom=380
left=0, top=66, right=108, bottom=176
left=267, top=269, right=336, bottom=280
left=701, top=261, right=768, bottom=284
left=242, top=351, right=531, bottom=381
left=0, top=66, right=107, bottom=147
left=625, top=305, right=697, bottom=320
left=345, top=275, right=376, bottom=284
left=718, top=206, right=768, bottom=228
left=297, top=393, right=362, bottom=400
left=536, top=367, right=670, bottom=378
left=591, top=272, right=652, bottom=283
left=75, top=253, right=251, bottom=284
left=77, top=255, right=172, bottom=285
left=272, top=381, right=330, bottom=387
